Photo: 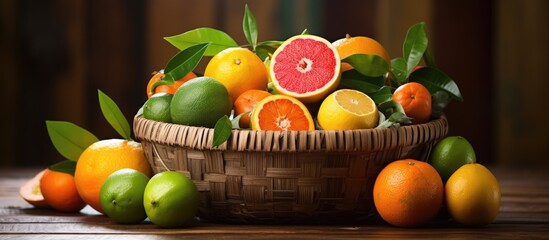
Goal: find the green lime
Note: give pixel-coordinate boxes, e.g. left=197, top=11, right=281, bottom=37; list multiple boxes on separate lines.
left=428, top=136, right=476, bottom=182
left=143, top=171, right=200, bottom=228
left=170, top=76, right=232, bottom=128
left=143, top=92, right=173, bottom=123
left=99, top=168, right=150, bottom=224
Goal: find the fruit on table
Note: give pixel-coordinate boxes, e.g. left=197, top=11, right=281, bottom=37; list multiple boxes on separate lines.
left=428, top=136, right=476, bottom=182
left=445, top=163, right=501, bottom=226
left=146, top=70, right=197, bottom=98
left=19, top=169, right=49, bottom=208
left=100, top=168, right=150, bottom=224
left=250, top=95, right=314, bottom=131
left=332, top=34, right=391, bottom=72
left=143, top=92, right=173, bottom=123
left=170, top=76, right=233, bottom=128
left=392, top=82, right=432, bottom=124
left=269, top=35, right=341, bottom=104
left=373, top=159, right=444, bottom=227
left=317, top=89, right=379, bottom=130
left=40, top=169, right=86, bottom=212
left=74, top=139, right=152, bottom=213
left=144, top=171, right=200, bottom=228
left=233, top=89, right=272, bottom=128
left=204, top=47, right=268, bottom=103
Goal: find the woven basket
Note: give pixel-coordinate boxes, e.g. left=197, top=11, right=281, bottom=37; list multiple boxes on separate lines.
left=133, top=114, right=448, bottom=224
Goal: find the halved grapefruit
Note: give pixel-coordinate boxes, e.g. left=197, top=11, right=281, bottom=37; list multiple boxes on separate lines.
left=19, top=169, right=50, bottom=208
left=269, top=35, right=341, bottom=103
left=250, top=95, right=314, bottom=131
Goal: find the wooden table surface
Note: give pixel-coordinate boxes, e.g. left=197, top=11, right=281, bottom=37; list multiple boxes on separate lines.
left=1, top=166, right=548, bottom=239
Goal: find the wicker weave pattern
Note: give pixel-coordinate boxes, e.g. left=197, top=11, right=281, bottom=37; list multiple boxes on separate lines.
left=134, top=115, right=448, bottom=223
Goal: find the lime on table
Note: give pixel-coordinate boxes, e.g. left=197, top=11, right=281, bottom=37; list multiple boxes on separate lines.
left=428, top=136, right=476, bottom=182
left=99, top=168, right=150, bottom=224
left=143, top=171, right=200, bottom=228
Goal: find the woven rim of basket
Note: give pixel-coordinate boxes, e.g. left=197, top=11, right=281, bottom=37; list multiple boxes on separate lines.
left=133, top=114, right=448, bottom=153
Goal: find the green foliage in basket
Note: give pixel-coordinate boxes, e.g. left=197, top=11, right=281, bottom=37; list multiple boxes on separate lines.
left=45, top=91, right=132, bottom=174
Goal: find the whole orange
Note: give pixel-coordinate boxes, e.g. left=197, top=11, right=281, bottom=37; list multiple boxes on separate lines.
left=233, top=89, right=272, bottom=128
left=74, top=139, right=152, bottom=213
left=204, top=47, right=268, bottom=102
left=146, top=70, right=197, bottom=98
left=392, top=82, right=432, bottom=124
left=373, top=159, right=444, bottom=227
left=332, top=34, right=391, bottom=72
left=40, top=169, right=86, bottom=212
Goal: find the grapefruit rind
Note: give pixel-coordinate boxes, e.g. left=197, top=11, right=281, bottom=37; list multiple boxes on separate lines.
left=270, top=35, right=341, bottom=104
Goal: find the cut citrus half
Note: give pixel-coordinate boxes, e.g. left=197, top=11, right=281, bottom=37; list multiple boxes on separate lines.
left=317, top=89, right=379, bottom=130
left=251, top=95, right=314, bottom=131
left=270, top=35, right=341, bottom=103
left=19, top=169, right=50, bottom=208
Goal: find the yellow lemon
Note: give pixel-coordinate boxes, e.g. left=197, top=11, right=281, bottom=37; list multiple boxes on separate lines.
left=445, top=163, right=501, bottom=226
left=317, top=89, right=378, bottom=130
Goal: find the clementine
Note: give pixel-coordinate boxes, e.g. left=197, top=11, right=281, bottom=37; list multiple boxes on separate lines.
left=233, top=89, right=272, bottom=128
left=373, top=159, right=443, bottom=227
left=392, top=82, right=432, bottom=124
left=40, top=169, right=86, bottom=212
left=146, top=70, right=197, bottom=98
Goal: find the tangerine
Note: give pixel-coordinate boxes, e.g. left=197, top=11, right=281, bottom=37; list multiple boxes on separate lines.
left=40, top=169, right=86, bottom=212
left=146, top=70, right=197, bottom=98
left=392, top=82, right=432, bottom=124
left=373, top=159, right=444, bottom=227
left=233, top=89, right=272, bottom=128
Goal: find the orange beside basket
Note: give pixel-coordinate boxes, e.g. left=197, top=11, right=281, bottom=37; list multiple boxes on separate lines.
left=133, top=114, right=448, bottom=224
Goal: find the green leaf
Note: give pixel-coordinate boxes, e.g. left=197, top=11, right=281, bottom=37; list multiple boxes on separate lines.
left=409, top=67, right=463, bottom=101
left=391, top=57, right=408, bottom=85
left=376, top=101, right=412, bottom=128
left=164, top=27, right=238, bottom=56
left=403, top=22, right=428, bottom=74
left=424, top=46, right=437, bottom=68
left=342, top=54, right=390, bottom=77
left=340, top=70, right=385, bottom=93
left=213, top=115, right=232, bottom=148
left=368, top=86, right=393, bottom=105
left=46, top=121, right=98, bottom=161
left=48, top=160, right=77, bottom=176
left=98, top=90, right=133, bottom=140
left=431, top=91, right=451, bottom=118
left=301, top=29, right=309, bottom=35
left=255, top=41, right=282, bottom=61
left=161, top=42, right=209, bottom=85
left=243, top=4, right=258, bottom=51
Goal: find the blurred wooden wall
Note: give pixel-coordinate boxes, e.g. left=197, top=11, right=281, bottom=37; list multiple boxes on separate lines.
left=1, top=0, right=547, bottom=167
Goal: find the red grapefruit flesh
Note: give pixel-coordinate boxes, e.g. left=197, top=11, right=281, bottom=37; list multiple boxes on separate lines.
left=270, top=35, right=341, bottom=103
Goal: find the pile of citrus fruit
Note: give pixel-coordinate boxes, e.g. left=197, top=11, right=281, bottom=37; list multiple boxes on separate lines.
left=19, top=5, right=501, bottom=229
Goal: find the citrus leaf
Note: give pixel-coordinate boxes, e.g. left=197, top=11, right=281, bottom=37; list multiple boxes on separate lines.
left=213, top=115, right=232, bottom=148
left=164, top=28, right=238, bottom=56
left=98, top=89, right=133, bottom=140
left=409, top=67, right=463, bottom=101
left=160, top=42, right=209, bottom=89
left=342, top=54, right=390, bottom=77
left=46, top=121, right=99, bottom=161
left=255, top=41, right=282, bottom=60
left=391, top=57, right=408, bottom=85
left=48, top=160, right=77, bottom=175
left=368, top=86, right=393, bottom=105
left=376, top=101, right=412, bottom=128
left=243, top=4, right=258, bottom=51
left=424, top=46, right=437, bottom=68
left=403, top=22, right=428, bottom=74
left=231, top=112, right=249, bottom=129
left=301, top=29, right=309, bottom=35
left=431, top=91, right=451, bottom=118
left=340, top=69, right=385, bottom=93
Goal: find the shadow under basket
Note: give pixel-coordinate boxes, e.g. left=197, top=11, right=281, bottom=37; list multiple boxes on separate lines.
left=133, top=115, right=449, bottom=224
